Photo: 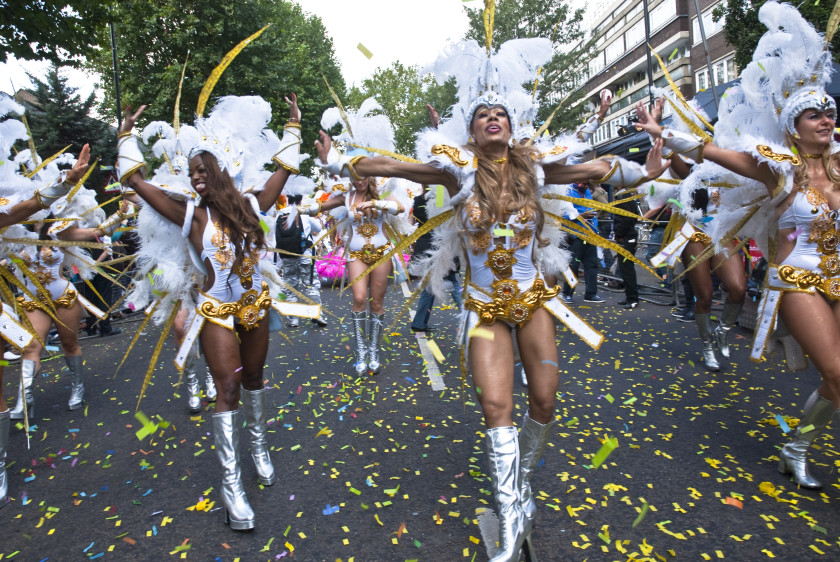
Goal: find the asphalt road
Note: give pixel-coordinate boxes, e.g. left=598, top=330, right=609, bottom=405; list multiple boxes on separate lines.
left=2, top=276, right=839, bottom=561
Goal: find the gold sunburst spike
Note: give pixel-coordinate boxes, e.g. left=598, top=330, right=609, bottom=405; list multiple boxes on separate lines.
left=527, top=92, right=572, bottom=145
left=826, top=0, right=840, bottom=47
left=323, top=74, right=353, bottom=139
left=483, top=0, right=496, bottom=54
left=66, top=157, right=98, bottom=202
left=25, top=145, right=71, bottom=178
left=136, top=300, right=181, bottom=411
left=113, top=298, right=160, bottom=379
left=348, top=143, right=419, bottom=163
left=174, top=52, right=190, bottom=134
left=649, top=46, right=715, bottom=136
left=196, top=24, right=271, bottom=117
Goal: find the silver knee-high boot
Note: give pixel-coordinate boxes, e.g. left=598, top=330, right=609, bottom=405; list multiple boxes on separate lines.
left=9, top=359, right=36, bottom=420
left=184, top=352, right=202, bottom=414
left=351, top=311, right=368, bottom=374
left=519, top=413, right=555, bottom=523
left=213, top=410, right=255, bottom=530
left=694, top=313, right=720, bottom=372
left=240, top=387, right=275, bottom=486
left=65, top=355, right=85, bottom=411
left=713, top=302, right=742, bottom=359
left=778, top=390, right=837, bottom=489
left=368, top=313, right=384, bottom=374
left=0, top=409, right=9, bottom=504
left=486, top=426, right=532, bottom=562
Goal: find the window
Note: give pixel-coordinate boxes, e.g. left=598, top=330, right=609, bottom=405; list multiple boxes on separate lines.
left=605, top=38, right=625, bottom=64
left=625, top=3, right=642, bottom=24
left=625, top=20, right=645, bottom=49
left=649, top=0, right=677, bottom=31
left=692, top=2, right=726, bottom=45
left=696, top=69, right=710, bottom=90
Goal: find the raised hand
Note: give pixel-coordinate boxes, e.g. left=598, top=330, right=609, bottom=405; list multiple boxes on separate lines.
left=426, top=104, right=440, bottom=129
left=314, top=130, right=333, bottom=162
left=634, top=101, right=664, bottom=137
left=285, top=93, right=301, bottom=123
left=645, top=137, right=670, bottom=180
left=66, top=144, right=91, bottom=183
left=120, top=105, right=147, bottom=134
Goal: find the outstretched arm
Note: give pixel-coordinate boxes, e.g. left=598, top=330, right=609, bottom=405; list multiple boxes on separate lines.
left=0, top=144, right=92, bottom=228
left=314, top=131, right=459, bottom=195
left=258, top=94, right=301, bottom=212
left=118, top=105, right=190, bottom=227
left=633, top=101, right=778, bottom=193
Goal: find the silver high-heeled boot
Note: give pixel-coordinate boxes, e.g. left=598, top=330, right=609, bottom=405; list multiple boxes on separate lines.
left=204, top=364, right=218, bottom=402
left=10, top=359, right=36, bottom=420
left=519, top=412, right=555, bottom=522
left=183, top=352, right=202, bottom=414
left=65, top=355, right=85, bottom=411
left=213, top=410, right=255, bottom=530
left=240, top=387, right=275, bottom=486
left=713, top=302, right=742, bottom=359
left=486, top=426, right=532, bottom=562
left=0, top=409, right=9, bottom=504
left=778, top=390, right=837, bottom=489
left=368, top=313, right=384, bottom=374
left=351, top=311, right=368, bottom=375
left=695, top=313, right=719, bottom=372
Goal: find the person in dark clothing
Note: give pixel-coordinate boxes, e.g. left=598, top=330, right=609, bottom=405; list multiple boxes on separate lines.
left=410, top=190, right=462, bottom=331
left=612, top=186, right=640, bottom=309
left=562, top=182, right=603, bottom=304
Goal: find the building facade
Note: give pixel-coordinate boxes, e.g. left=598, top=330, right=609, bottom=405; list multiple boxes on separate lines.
left=574, top=0, right=735, bottom=150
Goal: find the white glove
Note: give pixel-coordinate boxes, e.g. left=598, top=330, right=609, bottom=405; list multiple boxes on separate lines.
left=314, top=146, right=362, bottom=180
left=298, top=201, right=322, bottom=216
left=661, top=128, right=706, bottom=163
left=272, top=122, right=302, bottom=174
left=594, top=156, right=648, bottom=188
left=34, top=174, right=73, bottom=209
left=117, top=133, right=146, bottom=183
left=373, top=200, right=400, bottom=214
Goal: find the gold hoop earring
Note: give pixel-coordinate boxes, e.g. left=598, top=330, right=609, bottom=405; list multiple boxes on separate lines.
left=468, top=136, right=474, bottom=143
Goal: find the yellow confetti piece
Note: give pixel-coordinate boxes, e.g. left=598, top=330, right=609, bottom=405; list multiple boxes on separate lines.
left=426, top=339, right=446, bottom=363
left=493, top=228, right=514, bottom=237
left=134, top=411, right=158, bottom=440
left=591, top=437, right=618, bottom=468
left=357, top=43, right=373, bottom=59
left=468, top=327, right=494, bottom=340
left=374, top=513, right=383, bottom=526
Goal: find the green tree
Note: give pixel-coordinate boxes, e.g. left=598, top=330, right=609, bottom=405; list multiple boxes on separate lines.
left=464, top=0, right=595, bottom=133
left=85, top=0, right=345, bottom=172
left=347, top=62, right=457, bottom=156
left=713, top=0, right=840, bottom=71
left=21, top=64, right=116, bottom=193
left=1, top=0, right=111, bottom=62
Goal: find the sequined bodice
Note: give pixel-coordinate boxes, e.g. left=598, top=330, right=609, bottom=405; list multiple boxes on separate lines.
left=779, top=187, right=840, bottom=277
left=20, top=245, right=64, bottom=288
left=199, top=209, right=261, bottom=301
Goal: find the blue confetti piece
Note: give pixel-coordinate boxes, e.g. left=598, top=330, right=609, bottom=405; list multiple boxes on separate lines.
left=405, top=376, right=416, bottom=384
left=775, top=414, right=791, bottom=433
left=83, top=542, right=95, bottom=552
left=322, top=504, right=340, bottom=515
left=541, top=360, right=558, bottom=367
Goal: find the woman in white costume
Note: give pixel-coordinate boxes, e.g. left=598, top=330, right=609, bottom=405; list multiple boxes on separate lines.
left=315, top=85, right=664, bottom=561
left=117, top=94, right=302, bottom=530
left=637, top=1, right=840, bottom=490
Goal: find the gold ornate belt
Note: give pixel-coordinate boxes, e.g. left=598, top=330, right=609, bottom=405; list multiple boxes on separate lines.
left=17, top=286, right=77, bottom=312
left=688, top=231, right=711, bottom=245
left=349, top=243, right=388, bottom=266
left=776, top=264, right=840, bottom=301
left=197, top=283, right=272, bottom=330
left=464, top=278, right=560, bottom=327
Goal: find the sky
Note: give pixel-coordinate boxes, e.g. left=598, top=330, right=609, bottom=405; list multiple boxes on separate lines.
left=0, top=0, right=602, bottom=98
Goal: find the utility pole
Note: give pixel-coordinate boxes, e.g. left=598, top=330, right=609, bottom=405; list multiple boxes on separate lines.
left=642, top=0, right=655, bottom=106
left=109, top=15, right=122, bottom=128
left=692, top=0, right=720, bottom=112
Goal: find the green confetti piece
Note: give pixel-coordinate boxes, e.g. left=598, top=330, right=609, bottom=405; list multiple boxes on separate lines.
left=790, top=145, right=799, bottom=156
left=632, top=502, right=650, bottom=528
left=435, top=185, right=444, bottom=207
left=667, top=198, right=683, bottom=209
left=605, top=394, right=614, bottom=404
left=757, top=62, right=766, bottom=72
left=669, top=47, right=679, bottom=61
left=799, top=424, right=815, bottom=433
left=565, top=417, right=579, bottom=426
left=134, top=411, right=158, bottom=440
left=357, top=43, right=373, bottom=59
left=290, top=444, right=302, bottom=451
left=623, top=396, right=637, bottom=405
left=349, top=487, right=361, bottom=495
left=259, top=219, right=270, bottom=234
left=493, top=228, right=515, bottom=237
left=260, top=537, right=275, bottom=552
left=628, top=148, right=640, bottom=153
left=591, top=436, right=618, bottom=468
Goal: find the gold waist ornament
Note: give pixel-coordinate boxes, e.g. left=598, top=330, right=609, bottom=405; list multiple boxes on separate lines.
left=777, top=264, right=840, bottom=301
left=198, top=284, right=272, bottom=330
left=350, top=243, right=388, bottom=265
left=689, top=231, right=711, bottom=245
left=18, top=287, right=77, bottom=312
left=465, top=278, right=560, bottom=327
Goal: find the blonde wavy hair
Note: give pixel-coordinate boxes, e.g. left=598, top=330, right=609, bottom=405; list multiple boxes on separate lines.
left=787, top=128, right=840, bottom=188
left=461, top=141, right=547, bottom=246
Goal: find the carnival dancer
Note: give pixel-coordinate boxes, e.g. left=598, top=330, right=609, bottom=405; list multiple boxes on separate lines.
left=305, top=98, right=413, bottom=375
left=637, top=1, right=840, bottom=489
left=636, top=96, right=747, bottom=371
left=315, top=35, right=666, bottom=560
left=0, top=95, right=89, bottom=502
left=118, top=93, right=304, bottom=530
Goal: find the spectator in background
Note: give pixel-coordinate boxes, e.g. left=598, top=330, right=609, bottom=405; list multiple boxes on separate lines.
left=410, top=189, right=462, bottom=332
left=562, top=182, right=604, bottom=304
left=590, top=183, right=613, bottom=270
left=612, top=185, right=641, bottom=309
